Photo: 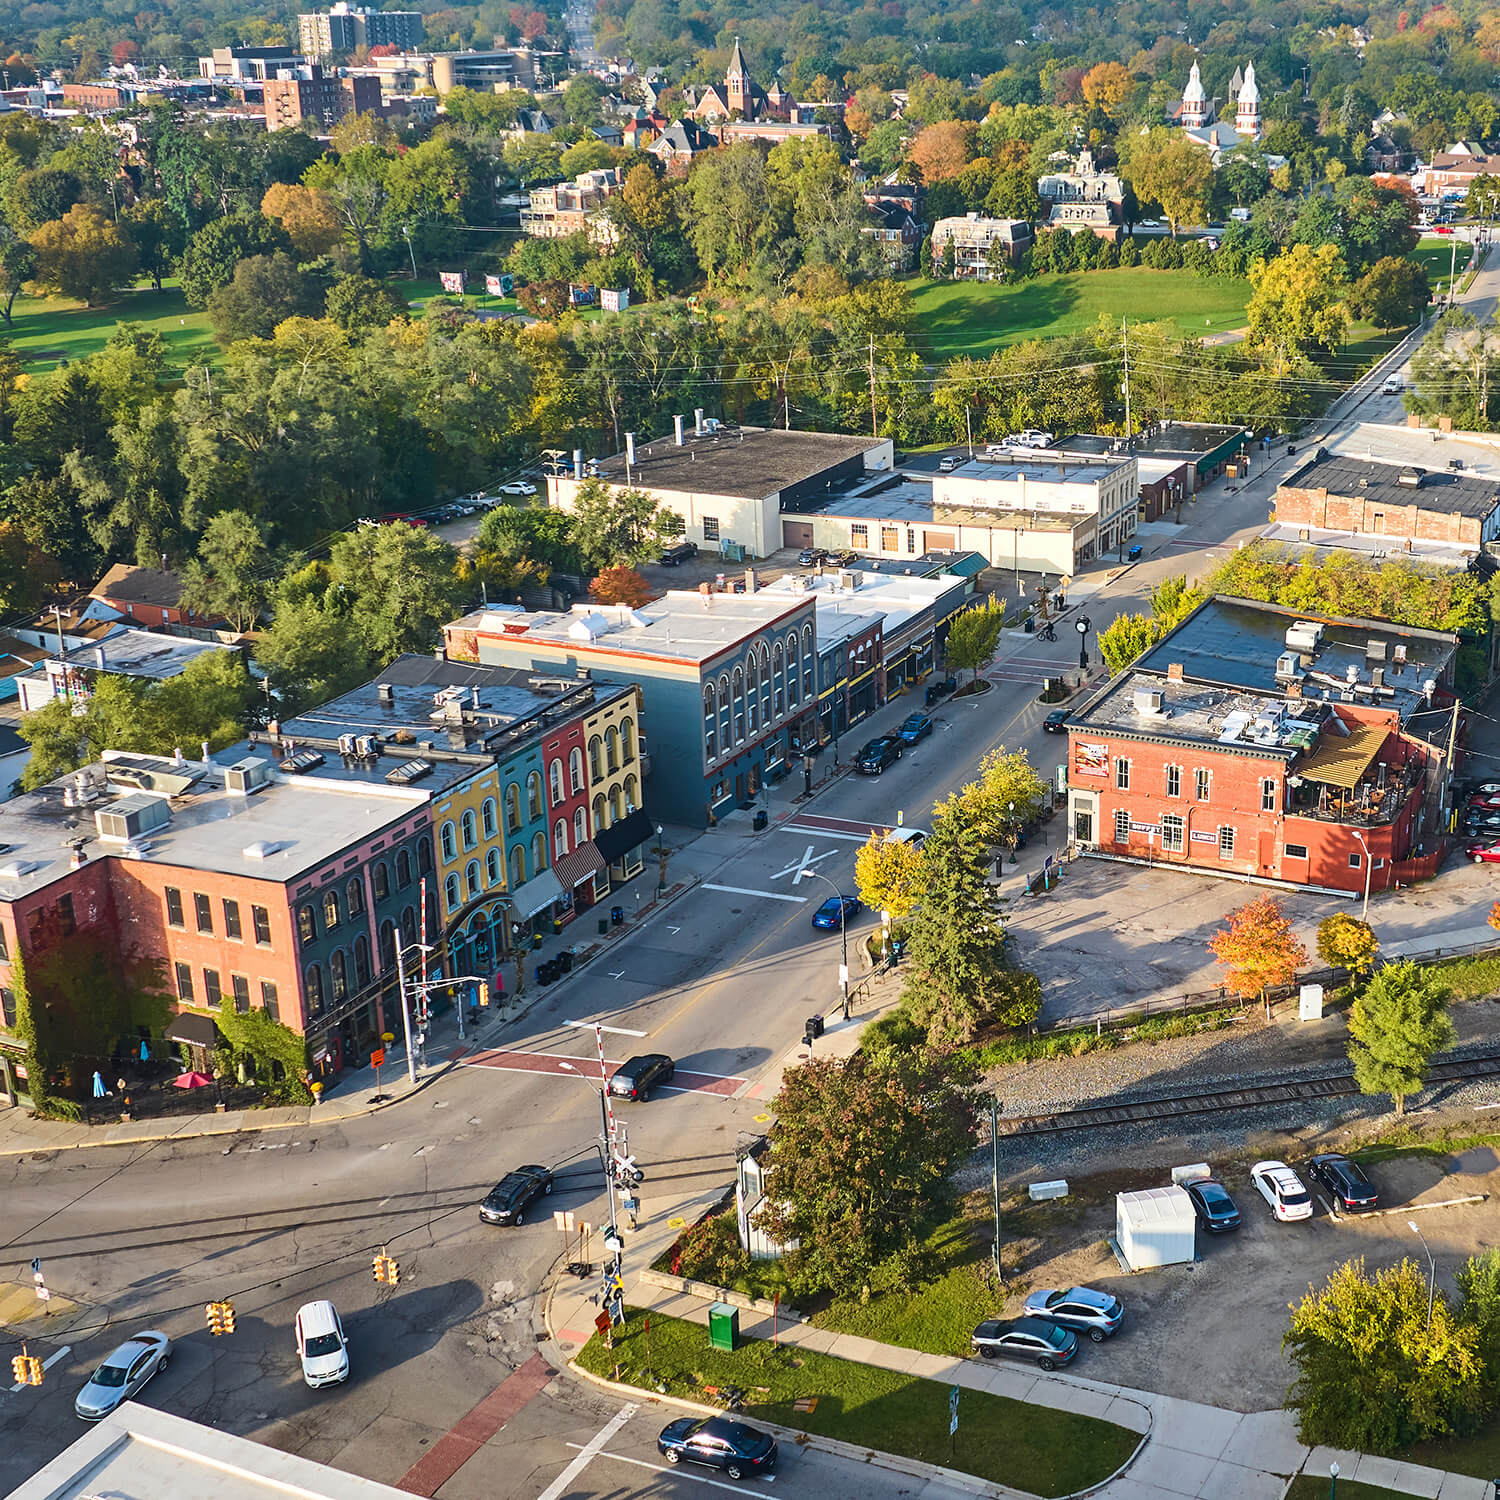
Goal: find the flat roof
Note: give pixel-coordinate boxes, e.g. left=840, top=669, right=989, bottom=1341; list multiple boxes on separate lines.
left=0, top=751, right=428, bottom=899
left=939, top=455, right=1131, bottom=485
left=584, top=425, right=885, bottom=500
left=457, top=591, right=810, bottom=666
left=1322, top=422, right=1500, bottom=484
left=1050, top=422, right=1247, bottom=457
left=39, top=628, right=236, bottom=680
left=1282, top=449, right=1500, bottom=520
left=807, top=476, right=1081, bottom=532
left=761, top=569, right=967, bottom=641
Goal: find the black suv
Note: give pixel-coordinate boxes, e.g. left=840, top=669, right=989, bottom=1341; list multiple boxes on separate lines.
left=1309, top=1153, right=1379, bottom=1211
left=855, top=736, right=903, bottom=775
left=479, top=1165, right=554, bottom=1225
left=608, top=1053, right=676, bottom=1100
left=798, top=546, right=829, bottom=567
left=660, top=541, right=698, bottom=565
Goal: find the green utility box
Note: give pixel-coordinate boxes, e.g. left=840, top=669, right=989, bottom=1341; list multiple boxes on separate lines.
left=708, top=1302, right=739, bottom=1352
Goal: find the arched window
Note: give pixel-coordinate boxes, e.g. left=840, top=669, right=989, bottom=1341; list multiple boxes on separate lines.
left=802, top=624, right=814, bottom=697
left=772, top=642, right=784, bottom=715
left=445, top=872, right=461, bottom=909
left=347, top=877, right=364, bottom=917
left=574, top=806, right=587, bottom=845
left=569, top=747, right=584, bottom=793
left=704, top=685, right=717, bottom=761
left=527, top=771, right=543, bottom=820
left=322, top=888, right=340, bottom=930
left=486, top=848, right=502, bottom=885
left=373, top=861, right=389, bottom=901
left=747, top=652, right=760, bottom=734
left=416, top=836, right=432, bottom=873
left=532, top=831, right=547, bottom=872
left=505, top=783, right=522, bottom=832
left=465, top=859, right=481, bottom=899
left=330, top=949, right=347, bottom=1001
left=786, top=632, right=800, bottom=705
left=554, top=818, right=569, bottom=857
left=378, top=919, right=395, bottom=966
left=611, top=784, right=626, bottom=821
left=509, top=845, right=526, bottom=887
left=605, top=727, right=620, bottom=772
left=440, top=821, right=456, bottom=862
left=353, top=934, right=371, bottom=987
left=759, top=646, right=771, bottom=722
left=621, top=717, right=635, bottom=763
left=461, top=809, right=477, bottom=850
left=304, top=963, right=324, bottom=1013
left=399, top=905, right=417, bottom=946
left=297, top=904, right=317, bottom=944
left=589, top=736, right=603, bottom=780
left=593, top=793, right=608, bottom=831
left=624, top=774, right=638, bottom=812
left=549, top=759, right=563, bottom=803
left=482, top=798, right=497, bottom=838
left=396, top=848, right=412, bottom=887
left=718, top=674, right=731, bottom=748
left=732, top=665, right=745, bottom=743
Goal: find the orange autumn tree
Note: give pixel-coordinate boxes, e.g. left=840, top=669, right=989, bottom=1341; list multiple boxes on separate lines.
left=1208, top=896, right=1308, bottom=1002
left=1489, top=899, right=1500, bottom=932
left=589, top=565, right=655, bottom=607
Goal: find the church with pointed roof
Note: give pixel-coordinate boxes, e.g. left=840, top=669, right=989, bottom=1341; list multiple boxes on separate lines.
left=691, top=38, right=790, bottom=123
left=1169, top=59, right=1262, bottom=145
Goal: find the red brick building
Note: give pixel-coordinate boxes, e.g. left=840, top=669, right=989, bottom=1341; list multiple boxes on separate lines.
left=61, top=83, right=125, bottom=110
left=263, top=66, right=380, bottom=131
left=1066, top=598, right=1460, bottom=895
left=90, top=564, right=226, bottom=632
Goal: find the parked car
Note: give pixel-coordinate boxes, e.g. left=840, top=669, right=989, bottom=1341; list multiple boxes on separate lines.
left=498, top=480, right=537, bottom=497
left=1470, top=842, right=1500, bottom=864
left=1467, top=783, right=1500, bottom=797
left=1463, top=812, right=1500, bottom=833
left=798, top=547, right=829, bottom=567
left=74, top=1331, right=171, bottom=1421
left=854, top=736, right=903, bottom=775
left=1466, top=794, right=1500, bottom=810
left=608, top=1053, right=675, bottom=1100
left=883, top=826, right=928, bottom=849
left=1021, top=1286, right=1123, bottom=1342
left=812, top=894, right=862, bottom=930
left=1043, top=709, right=1069, bottom=735
left=479, top=1165, right=554, bottom=1225
left=898, top=712, right=933, bottom=743
left=1250, top=1160, right=1314, bottom=1222
left=659, top=540, right=698, bottom=565
left=827, top=549, right=860, bottom=566
left=971, top=1317, right=1078, bottom=1371
left=1309, top=1153, right=1379, bottom=1211
left=1185, top=1177, right=1242, bottom=1233
left=938, top=455, right=957, bottom=472
left=295, top=1300, right=350, bottom=1388
left=658, top=1416, right=777, bottom=1479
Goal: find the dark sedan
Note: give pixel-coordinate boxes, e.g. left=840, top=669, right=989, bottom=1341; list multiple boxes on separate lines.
left=1185, top=1177, right=1241, bottom=1233
left=812, top=895, right=862, bottom=930
left=855, top=736, right=903, bottom=775
left=1043, top=709, right=1069, bottom=734
left=897, top=712, right=933, bottom=743
left=1309, top=1152, right=1379, bottom=1211
left=798, top=547, right=829, bottom=567
left=658, top=1416, right=777, bottom=1479
left=608, top=1053, right=675, bottom=1101
left=479, top=1165, right=553, bottom=1225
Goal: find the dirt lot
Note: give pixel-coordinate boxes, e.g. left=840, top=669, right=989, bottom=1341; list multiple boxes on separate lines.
left=995, top=1136, right=1500, bottom=1413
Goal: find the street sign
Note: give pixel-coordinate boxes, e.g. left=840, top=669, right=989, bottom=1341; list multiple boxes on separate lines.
left=949, top=1385, right=960, bottom=1436
left=838, top=963, right=849, bottom=988
left=369, top=1048, right=385, bottom=1068
left=594, top=1311, right=611, bottom=1335
left=607, top=1294, right=625, bottom=1327
left=553, top=1210, right=576, bottom=1231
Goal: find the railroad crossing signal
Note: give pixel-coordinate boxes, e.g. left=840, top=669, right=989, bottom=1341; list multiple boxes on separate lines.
left=373, top=1250, right=400, bottom=1286
left=205, top=1299, right=236, bottom=1335
left=10, top=1346, right=41, bottom=1385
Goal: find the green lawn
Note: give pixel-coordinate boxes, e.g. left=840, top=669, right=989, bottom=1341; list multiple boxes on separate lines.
left=1413, top=235, right=1473, bottom=291
left=1285, top=1477, right=1412, bottom=1500
left=577, top=1307, right=1139, bottom=1497
left=6, top=281, right=216, bottom=373
left=1408, top=1416, right=1500, bottom=1481
left=905, top=268, right=1252, bottom=359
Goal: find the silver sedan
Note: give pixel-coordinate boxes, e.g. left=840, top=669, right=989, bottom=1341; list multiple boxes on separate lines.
left=74, top=1330, right=172, bottom=1421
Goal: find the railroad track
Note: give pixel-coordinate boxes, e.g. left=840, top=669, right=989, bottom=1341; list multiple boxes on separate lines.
left=994, top=1045, right=1500, bottom=1137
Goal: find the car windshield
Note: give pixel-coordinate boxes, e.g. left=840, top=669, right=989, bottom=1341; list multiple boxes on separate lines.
left=90, top=1362, right=129, bottom=1387
left=304, top=1332, right=343, bottom=1358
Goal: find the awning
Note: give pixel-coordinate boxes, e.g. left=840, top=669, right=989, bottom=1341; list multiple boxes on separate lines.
left=511, top=866, right=565, bottom=919
left=554, top=839, right=605, bottom=889
left=164, top=1011, right=218, bottom=1048
left=1298, top=723, right=1390, bottom=789
left=596, top=807, right=654, bottom=864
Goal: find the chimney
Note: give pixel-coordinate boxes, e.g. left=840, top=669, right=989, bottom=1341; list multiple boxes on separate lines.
left=200, top=740, right=210, bottom=761
left=378, top=683, right=394, bottom=705
left=1166, top=662, right=1185, bottom=681
left=694, top=408, right=704, bottom=435
left=1286, top=679, right=1303, bottom=699
left=93, top=645, right=106, bottom=669
left=674, top=414, right=684, bottom=446
left=573, top=448, right=583, bottom=480
left=744, top=568, right=758, bottom=593
left=173, top=746, right=185, bottom=766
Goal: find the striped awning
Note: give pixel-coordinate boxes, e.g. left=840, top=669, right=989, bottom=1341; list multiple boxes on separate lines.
left=554, top=839, right=605, bottom=889
left=1298, top=723, right=1389, bottom=789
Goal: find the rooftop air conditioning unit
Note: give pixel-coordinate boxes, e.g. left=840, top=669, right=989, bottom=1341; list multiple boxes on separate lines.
left=1133, top=686, right=1165, bottom=716
left=838, top=569, right=863, bottom=590
left=1275, top=652, right=1301, bottom=680
left=226, top=757, right=273, bottom=794
left=95, top=793, right=171, bottom=844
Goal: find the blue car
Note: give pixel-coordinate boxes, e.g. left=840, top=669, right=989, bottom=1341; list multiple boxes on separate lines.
left=812, top=895, right=862, bottom=930
left=659, top=1416, right=778, bottom=1479
left=898, top=712, right=933, bottom=743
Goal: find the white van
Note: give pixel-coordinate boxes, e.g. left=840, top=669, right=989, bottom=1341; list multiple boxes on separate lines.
left=295, top=1301, right=349, bottom=1388
left=884, top=826, right=928, bottom=849
left=1382, top=374, right=1403, bottom=395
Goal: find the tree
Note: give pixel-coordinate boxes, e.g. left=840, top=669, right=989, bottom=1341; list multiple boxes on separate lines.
left=958, top=746, right=1048, bottom=847
left=1350, top=255, right=1431, bottom=331
left=984, top=168, right=1043, bottom=223
left=325, top=524, right=469, bottom=664
left=5, top=165, right=83, bottom=236
left=0, top=520, right=58, bottom=614
left=260, top=182, right=345, bottom=259
left=27, top=204, right=137, bottom=306
left=569, top=478, right=683, bottom=572
left=1098, top=611, right=1167, bottom=672
left=943, top=595, right=1004, bottom=685
left=121, top=199, right=183, bottom=292
left=207, top=252, right=324, bottom=345
left=853, top=830, right=925, bottom=924
left=476, top=503, right=580, bottom=573
left=588, top=564, right=653, bottom=606
left=1118, top=128, right=1214, bottom=235
left=325, top=273, right=408, bottom=331
left=1246, top=243, right=1351, bottom=359
left=1315, top=913, right=1380, bottom=978
left=0, top=239, right=35, bottom=324
left=179, top=510, right=276, bottom=632
left=1466, top=173, right=1500, bottom=223
left=177, top=213, right=293, bottom=309
left=908, top=120, right=974, bottom=182
left=755, top=1048, right=978, bottom=1292
left=1285, top=1257, right=1486, bottom=1450
left=1207, top=896, right=1307, bottom=1001
left=1348, top=959, right=1454, bottom=1116
left=1081, top=61, right=1134, bottom=115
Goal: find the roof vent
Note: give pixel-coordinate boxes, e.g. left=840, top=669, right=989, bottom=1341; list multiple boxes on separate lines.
left=0, top=858, right=40, bottom=880
left=243, top=840, right=284, bottom=859
left=1398, top=467, right=1424, bottom=487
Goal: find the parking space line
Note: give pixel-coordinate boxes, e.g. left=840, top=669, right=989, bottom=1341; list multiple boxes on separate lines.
left=703, top=884, right=807, bottom=904
left=537, top=1404, right=637, bottom=1500
left=565, top=1440, right=777, bottom=1490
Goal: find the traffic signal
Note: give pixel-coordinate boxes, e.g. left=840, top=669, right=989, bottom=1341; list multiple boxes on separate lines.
left=220, top=1300, right=235, bottom=1335
left=10, top=1348, right=41, bottom=1386
left=478, top=981, right=489, bottom=1008
left=205, top=1300, right=235, bottom=1335
left=373, top=1251, right=400, bottom=1286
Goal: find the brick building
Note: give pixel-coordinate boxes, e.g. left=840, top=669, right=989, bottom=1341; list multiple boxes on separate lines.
left=90, top=563, right=225, bottom=631
left=263, top=65, right=380, bottom=131
left=61, top=83, right=125, bottom=110
left=1065, top=598, right=1460, bottom=895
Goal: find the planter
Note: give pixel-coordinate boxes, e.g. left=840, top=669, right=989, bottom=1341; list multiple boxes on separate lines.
left=639, top=1267, right=805, bottom=1323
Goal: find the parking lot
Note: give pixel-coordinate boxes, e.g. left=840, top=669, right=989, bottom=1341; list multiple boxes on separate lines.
left=997, top=1143, right=1499, bottom=1411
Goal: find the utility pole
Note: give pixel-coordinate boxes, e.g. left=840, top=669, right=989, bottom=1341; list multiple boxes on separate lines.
left=868, top=334, right=878, bottom=438
left=1121, top=317, right=1132, bottom=442
left=965, top=404, right=973, bottom=458
left=990, top=1096, right=1003, bottom=1281
left=1445, top=695, right=1462, bottom=828
left=393, top=942, right=417, bottom=1086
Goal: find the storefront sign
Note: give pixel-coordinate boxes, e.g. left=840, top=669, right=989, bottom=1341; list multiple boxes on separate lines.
left=1190, top=830, right=1218, bottom=844
left=1073, top=742, right=1108, bottom=777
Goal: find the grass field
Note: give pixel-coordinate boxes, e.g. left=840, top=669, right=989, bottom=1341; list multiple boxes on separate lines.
left=1285, top=1477, right=1410, bottom=1500
left=1414, top=235, right=1473, bottom=292
left=904, top=268, right=1252, bottom=360
left=577, top=1306, right=1139, bottom=1497
left=6, top=282, right=216, bottom=373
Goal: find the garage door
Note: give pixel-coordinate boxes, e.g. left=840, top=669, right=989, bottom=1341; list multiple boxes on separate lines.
left=783, top=521, right=814, bottom=548
left=925, top=530, right=956, bottom=551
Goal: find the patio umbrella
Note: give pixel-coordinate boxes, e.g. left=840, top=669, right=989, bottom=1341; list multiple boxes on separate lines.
left=140, top=1040, right=150, bottom=1062
left=92, top=1071, right=106, bottom=1098
left=171, top=1070, right=213, bottom=1089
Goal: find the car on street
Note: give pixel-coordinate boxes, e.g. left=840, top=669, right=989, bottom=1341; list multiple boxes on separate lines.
left=971, top=1317, right=1078, bottom=1371
left=898, top=712, right=933, bottom=743
left=479, top=1165, right=554, bottom=1225
left=1021, top=1286, right=1124, bottom=1342
left=938, top=456, right=957, bottom=472
left=658, top=1416, right=778, bottom=1479
left=1466, top=794, right=1500, bottom=810
left=659, top=540, right=698, bottom=565
left=498, top=480, right=537, bottom=497
left=827, top=549, right=860, bottom=566
left=812, top=894, right=862, bottom=930
left=295, top=1300, right=350, bottom=1388
left=1184, top=1177, right=1242, bottom=1233
left=74, top=1331, right=171, bottom=1421
left=1043, top=709, right=1069, bottom=734
left=608, top=1053, right=675, bottom=1100
left=883, top=826, right=928, bottom=849
left=1250, top=1160, right=1314, bottom=1222
left=1309, top=1153, right=1379, bottom=1211
left=798, top=547, right=829, bottom=567
left=1383, top=374, right=1404, bottom=394
left=854, top=735, right=903, bottom=775
left=1470, top=842, right=1500, bottom=864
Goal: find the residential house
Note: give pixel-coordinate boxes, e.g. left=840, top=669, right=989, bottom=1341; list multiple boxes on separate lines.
left=90, top=563, right=224, bottom=632
left=15, top=630, right=243, bottom=714
left=519, top=167, right=623, bottom=243
left=928, top=215, right=1034, bottom=280
left=647, top=117, right=715, bottom=175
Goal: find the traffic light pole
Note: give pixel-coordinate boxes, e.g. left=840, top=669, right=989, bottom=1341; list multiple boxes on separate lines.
left=394, top=941, right=417, bottom=1086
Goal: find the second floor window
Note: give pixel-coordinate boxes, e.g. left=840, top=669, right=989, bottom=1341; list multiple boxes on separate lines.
left=165, top=887, right=184, bottom=928
left=1165, top=765, right=1180, bottom=798
left=223, top=900, right=242, bottom=940
left=1115, top=758, right=1130, bottom=791
left=194, top=893, right=212, bottom=934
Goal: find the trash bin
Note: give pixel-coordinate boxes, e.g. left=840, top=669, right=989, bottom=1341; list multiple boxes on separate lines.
left=805, top=1013, right=825, bottom=1040
left=611, top=905, right=624, bottom=925
left=752, top=809, right=769, bottom=831
left=558, top=950, right=573, bottom=974
left=1023, top=617, right=1034, bottom=634
left=598, top=918, right=610, bottom=935
left=708, top=1302, right=739, bottom=1352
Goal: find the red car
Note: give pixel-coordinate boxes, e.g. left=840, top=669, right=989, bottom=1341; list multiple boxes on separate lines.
left=1469, top=843, right=1500, bottom=864
left=1468, top=794, right=1500, bottom=810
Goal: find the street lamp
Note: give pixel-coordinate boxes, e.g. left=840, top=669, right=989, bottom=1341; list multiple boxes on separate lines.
left=801, top=870, right=852, bottom=1011
left=1329, top=1461, right=1339, bottom=1498
left=654, top=824, right=665, bottom=898
left=1409, top=1219, right=1436, bottom=1330
left=402, top=224, right=418, bottom=280
left=1076, top=613, right=1092, bottom=671
left=1008, top=799, right=1017, bottom=864
left=1351, top=828, right=1374, bottom=923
